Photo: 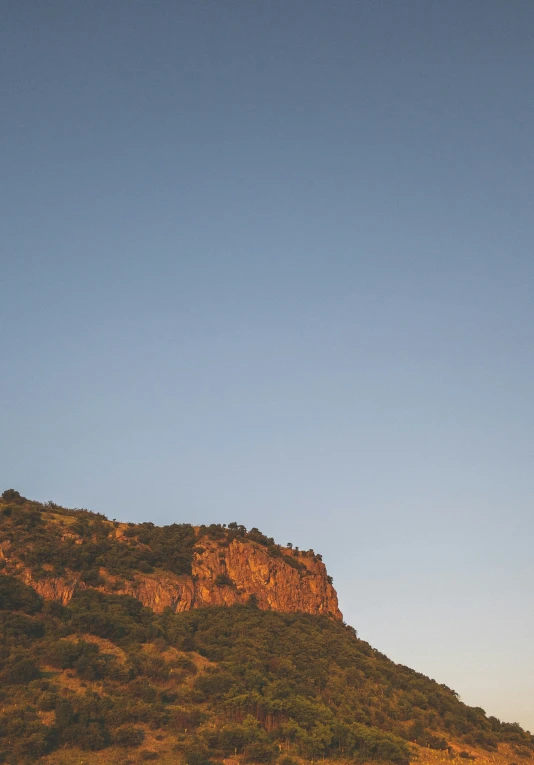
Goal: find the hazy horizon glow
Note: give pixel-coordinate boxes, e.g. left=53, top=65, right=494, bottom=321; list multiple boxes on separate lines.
left=1, top=1, right=533, bottom=730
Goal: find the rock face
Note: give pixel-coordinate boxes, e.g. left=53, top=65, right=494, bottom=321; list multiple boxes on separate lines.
left=15, top=536, right=342, bottom=620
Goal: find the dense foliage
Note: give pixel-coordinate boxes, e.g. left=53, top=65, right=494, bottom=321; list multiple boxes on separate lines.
left=0, top=572, right=532, bottom=764
left=0, top=490, right=198, bottom=581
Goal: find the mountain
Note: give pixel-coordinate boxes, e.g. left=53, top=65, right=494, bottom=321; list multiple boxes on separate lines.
left=0, top=489, right=532, bottom=765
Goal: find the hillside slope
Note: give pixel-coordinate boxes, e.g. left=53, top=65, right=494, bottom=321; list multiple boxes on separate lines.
left=0, top=490, right=532, bottom=765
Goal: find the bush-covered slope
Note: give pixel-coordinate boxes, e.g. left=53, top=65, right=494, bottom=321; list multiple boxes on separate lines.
left=0, top=489, right=217, bottom=581
left=0, top=490, right=314, bottom=582
left=0, top=572, right=532, bottom=765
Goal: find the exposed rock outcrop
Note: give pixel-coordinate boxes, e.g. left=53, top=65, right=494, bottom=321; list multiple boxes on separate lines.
left=15, top=535, right=342, bottom=620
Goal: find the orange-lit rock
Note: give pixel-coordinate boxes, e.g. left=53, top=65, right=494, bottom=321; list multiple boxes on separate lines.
left=16, top=536, right=342, bottom=619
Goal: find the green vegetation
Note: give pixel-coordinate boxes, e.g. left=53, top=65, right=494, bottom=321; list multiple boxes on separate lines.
left=0, top=491, right=532, bottom=764
left=0, top=490, right=197, bottom=582
left=0, top=573, right=532, bottom=764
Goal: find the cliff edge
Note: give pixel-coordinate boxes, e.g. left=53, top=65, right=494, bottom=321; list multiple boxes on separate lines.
left=0, top=490, right=342, bottom=619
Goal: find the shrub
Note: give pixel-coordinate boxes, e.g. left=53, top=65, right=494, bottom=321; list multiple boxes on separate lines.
left=55, top=699, right=75, bottom=729
left=1, top=489, right=25, bottom=504
left=0, top=612, right=45, bottom=643
left=17, top=728, right=54, bottom=758
left=194, top=670, right=234, bottom=698
left=37, top=691, right=59, bottom=711
left=114, top=725, right=146, bottom=747
left=173, top=655, right=198, bottom=674
left=244, top=740, right=278, bottom=763
left=44, top=639, right=83, bottom=669
left=72, top=722, right=110, bottom=750
left=171, top=708, right=205, bottom=730
left=2, top=656, right=40, bottom=684
left=128, top=678, right=158, bottom=703
left=279, top=757, right=298, bottom=765
left=184, top=742, right=213, bottom=765
left=214, top=574, right=234, bottom=587
left=0, top=574, right=43, bottom=613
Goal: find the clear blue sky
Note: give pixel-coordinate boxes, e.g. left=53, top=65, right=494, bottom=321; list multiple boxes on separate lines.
left=1, top=1, right=533, bottom=731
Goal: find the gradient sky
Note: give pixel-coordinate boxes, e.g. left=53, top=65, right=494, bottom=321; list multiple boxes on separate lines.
left=1, top=1, right=533, bottom=731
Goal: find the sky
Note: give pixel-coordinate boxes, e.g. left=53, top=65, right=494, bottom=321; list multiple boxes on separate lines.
left=1, top=0, right=533, bottom=731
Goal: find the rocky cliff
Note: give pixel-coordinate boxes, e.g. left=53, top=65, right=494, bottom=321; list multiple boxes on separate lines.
left=0, top=491, right=342, bottom=620
left=19, top=535, right=341, bottom=618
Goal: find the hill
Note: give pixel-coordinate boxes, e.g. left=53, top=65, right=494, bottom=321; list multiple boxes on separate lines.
left=0, top=490, right=532, bottom=765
